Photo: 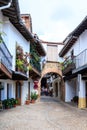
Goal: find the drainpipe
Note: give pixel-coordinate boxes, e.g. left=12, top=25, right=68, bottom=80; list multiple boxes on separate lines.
left=0, top=0, right=12, bottom=10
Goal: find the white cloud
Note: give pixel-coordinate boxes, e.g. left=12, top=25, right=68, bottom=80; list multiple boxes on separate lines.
left=19, top=0, right=87, bottom=42
left=39, top=21, right=69, bottom=42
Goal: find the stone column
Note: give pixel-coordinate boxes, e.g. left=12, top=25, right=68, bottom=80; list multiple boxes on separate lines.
left=58, top=81, right=60, bottom=100
left=78, top=74, right=86, bottom=108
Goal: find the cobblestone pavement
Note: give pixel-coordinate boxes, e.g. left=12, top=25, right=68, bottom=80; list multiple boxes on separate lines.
left=0, top=96, right=87, bottom=130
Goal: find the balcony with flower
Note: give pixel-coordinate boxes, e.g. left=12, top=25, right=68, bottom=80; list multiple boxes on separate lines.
left=16, top=45, right=29, bottom=75
left=29, top=43, right=41, bottom=80
left=62, top=56, right=76, bottom=75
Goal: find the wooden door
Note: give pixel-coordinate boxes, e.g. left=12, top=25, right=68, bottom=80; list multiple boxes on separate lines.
left=16, top=82, right=22, bottom=105
left=86, top=82, right=87, bottom=107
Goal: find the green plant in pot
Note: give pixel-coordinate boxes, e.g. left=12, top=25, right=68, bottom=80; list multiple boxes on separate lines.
left=14, top=99, right=18, bottom=106
left=16, top=59, right=24, bottom=70
left=3, top=99, right=10, bottom=109
left=30, top=91, right=38, bottom=103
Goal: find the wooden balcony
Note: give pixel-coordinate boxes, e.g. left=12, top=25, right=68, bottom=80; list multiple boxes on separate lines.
left=0, top=40, right=12, bottom=79
left=0, top=62, right=12, bottom=79
left=29, top=60, right=41, bottom=80
left=29, top=64, right=41, bottom=80
left=63, top=62, right=75, bottom=75
left=62, top=57, right=76, bottom=75
left=72, top=49, right=87, bottom=74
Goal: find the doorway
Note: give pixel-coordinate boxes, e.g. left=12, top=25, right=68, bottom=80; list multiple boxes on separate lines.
left=28, top=82, right=30, bottom=100
left=86, top=82, right=87, bottom=107
left=16, top=82, right=22, bottom=105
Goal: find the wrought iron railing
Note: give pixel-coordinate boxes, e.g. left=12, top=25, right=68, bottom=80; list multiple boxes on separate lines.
left=0, top=39, right=12, bottom=70
left=63, top=56, right=74, bottom=68
left=74, top=49, right=87, bottom=69
left=30, top=58, right=41, bottom=72
left=30, top=42, right=41, bottom=73
left=62, top=56, right=75, bottom=74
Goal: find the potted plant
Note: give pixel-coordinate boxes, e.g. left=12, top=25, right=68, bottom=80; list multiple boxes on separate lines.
left=30, top=92, right=38, bottom=103
left=14, top=99, right=18, bottom=107
left=3, top=99, right=10, bottom=109
left=25, top=94, right=30, bottom=105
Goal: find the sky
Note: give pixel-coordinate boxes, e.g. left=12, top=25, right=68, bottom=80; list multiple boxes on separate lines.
left=19, top=0, right=87, bottom=42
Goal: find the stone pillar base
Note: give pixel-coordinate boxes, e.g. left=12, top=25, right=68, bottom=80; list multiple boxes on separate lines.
left=78, top=98, right=86, bottom=108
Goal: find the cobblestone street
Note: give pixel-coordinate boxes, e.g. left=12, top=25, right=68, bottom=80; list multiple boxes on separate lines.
left=0, top=96, right=87, bottom=130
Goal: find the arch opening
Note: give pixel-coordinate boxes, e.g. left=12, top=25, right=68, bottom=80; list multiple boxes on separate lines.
left=38, top=62, right=65, bottom=101
left=40, top=72, right=64, bottom=101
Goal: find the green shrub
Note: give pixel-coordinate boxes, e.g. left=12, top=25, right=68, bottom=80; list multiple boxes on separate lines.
left=31, top=92, right=38, bottom=100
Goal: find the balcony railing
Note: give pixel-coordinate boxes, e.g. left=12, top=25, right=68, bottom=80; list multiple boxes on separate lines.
left=62, top=56, right=75, bottom=74
left=74, top=49, right=87, bottom=69
left=0, top=40, right=12, bottom=70
left=30, top=58, right=41, bottom=73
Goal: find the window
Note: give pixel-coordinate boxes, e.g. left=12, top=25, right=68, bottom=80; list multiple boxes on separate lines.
left=47, top=45, right=58, bottom=61
left=71, top=49, right=74, bottom=59
left=7, top=84, right=9, bottom=99
left=7, top=84, right=12, bottom=99
left=0, top=82, right=4, bottom=100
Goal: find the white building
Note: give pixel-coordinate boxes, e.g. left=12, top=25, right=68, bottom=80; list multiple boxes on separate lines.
left=0, top=0, right=46, bottom=106
left=0, top=0, right=32, bottom=105
left=59, top=16, right=87, bottom=108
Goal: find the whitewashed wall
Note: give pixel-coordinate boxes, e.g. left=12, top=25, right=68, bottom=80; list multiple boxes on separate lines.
left=63, top=30, right=87, bottom=103
left=0, top=79, right=15, bottom=100
left=21, top=81, right=28, bottom=105
left=58, top=45, right=64, bottom=62
left=2, top=16, right=30, bottom=70
left=65, top=78, right=77, bottom=102
left=0, top=13, right=31, bottom=105
left=64, top=30, right=87, bottom=58
left=29, top=78, right=34, bottom=95
left=0, top=11, right=3, bottom=32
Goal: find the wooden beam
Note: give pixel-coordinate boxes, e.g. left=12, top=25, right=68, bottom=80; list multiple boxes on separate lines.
left=40, top=40, right=64, bottom=45
left=3, top=12, right=17, bottom=19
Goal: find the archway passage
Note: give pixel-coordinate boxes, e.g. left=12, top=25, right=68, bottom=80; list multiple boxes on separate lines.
left=38, top=62, right=65, bottom=101
left=41, top=61, right=62, bottom=78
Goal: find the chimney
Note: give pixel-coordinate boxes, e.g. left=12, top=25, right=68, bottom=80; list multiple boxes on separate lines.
left=21, top=14, right=32, bottom=33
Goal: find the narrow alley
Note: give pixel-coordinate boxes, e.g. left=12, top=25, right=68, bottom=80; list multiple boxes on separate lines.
left=0, top=96, right=87, bottom=130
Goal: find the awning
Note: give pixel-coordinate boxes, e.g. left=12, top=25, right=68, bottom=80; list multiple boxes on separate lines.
left=12, top=71, right=28, bottom=80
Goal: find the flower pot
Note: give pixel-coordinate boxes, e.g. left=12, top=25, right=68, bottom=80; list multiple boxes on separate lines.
left=25, top=100, right=30, bottom=105
left=31, top=100, right=35, bottom=103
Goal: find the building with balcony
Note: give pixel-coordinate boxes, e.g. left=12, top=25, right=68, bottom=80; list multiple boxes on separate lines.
left=59, top=16, right=87, bottom=108
left=21, top=14, right=46, bottom=97
left=0, top=0, right=46, bottom=106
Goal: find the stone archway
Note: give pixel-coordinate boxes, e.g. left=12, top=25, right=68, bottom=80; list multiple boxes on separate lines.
left=41, top=62, right=62, bottom=78
left=38, top=62, right=65, bottom=101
